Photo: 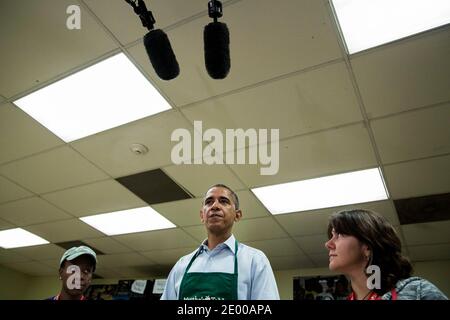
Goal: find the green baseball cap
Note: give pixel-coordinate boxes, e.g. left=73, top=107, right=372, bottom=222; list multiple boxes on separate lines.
left=60, top=246, right=97, bottom=271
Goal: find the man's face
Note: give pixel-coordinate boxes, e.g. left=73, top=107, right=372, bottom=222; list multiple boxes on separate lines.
left=200, top=186, right=242, bottom=235
left=59, top=255, right=94, bottom=296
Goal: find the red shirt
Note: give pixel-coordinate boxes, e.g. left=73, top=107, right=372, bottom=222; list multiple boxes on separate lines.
left=52, top=293, right=87, bottom=300
left=347, top=289, right=397, bottom=300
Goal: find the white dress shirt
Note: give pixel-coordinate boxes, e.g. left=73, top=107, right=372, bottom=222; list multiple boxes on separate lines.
left=161, top=234, right=280, bottom=300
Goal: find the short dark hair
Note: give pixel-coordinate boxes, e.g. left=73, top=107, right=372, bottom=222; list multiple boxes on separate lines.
left=205, top=184, right=239, bottom=210
left=327, top=209, right=412, bottom=295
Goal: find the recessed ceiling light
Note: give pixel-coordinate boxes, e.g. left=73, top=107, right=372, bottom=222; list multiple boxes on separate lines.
left=332, top=0, right=450, bottom=54
left=252, top=167, right=389, bottom=215
left=14, top=53, right=172, bottom=142
left=0, top=228, right=49, bottom=249
left=80, top=207, right=176, bottom=236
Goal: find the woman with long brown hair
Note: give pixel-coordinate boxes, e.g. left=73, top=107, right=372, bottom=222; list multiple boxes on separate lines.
left=325, top=209, right=447, bottom=300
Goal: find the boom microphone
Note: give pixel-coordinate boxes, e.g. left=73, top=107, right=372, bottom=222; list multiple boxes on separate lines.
left=144, top=29, right=180, bottom=81
left=204, top=21, right=230, bottom=79
left=126, top=0, right=179, bottom=80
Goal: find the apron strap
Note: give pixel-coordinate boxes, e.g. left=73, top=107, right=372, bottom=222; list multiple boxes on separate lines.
left=185, top=239, right=239, bottom=275
left=234, top=240, right=238, bottom=275
left=184, top=247, right=202, bottom=274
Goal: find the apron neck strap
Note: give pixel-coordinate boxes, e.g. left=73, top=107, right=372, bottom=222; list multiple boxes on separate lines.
left=185, top=239, right=239, bottom=274
left=233, top=240, right=238, bottom=274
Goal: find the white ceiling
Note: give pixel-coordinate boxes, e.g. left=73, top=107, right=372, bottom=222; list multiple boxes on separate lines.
left=0, top=0, right=449, bottom=278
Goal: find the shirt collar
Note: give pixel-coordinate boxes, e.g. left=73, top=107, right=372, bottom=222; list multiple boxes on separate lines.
left=200, top=234, right=236, bottom=254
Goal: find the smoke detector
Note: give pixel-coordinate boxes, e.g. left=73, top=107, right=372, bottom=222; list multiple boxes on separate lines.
left=130, top=143, right=149, bottom=155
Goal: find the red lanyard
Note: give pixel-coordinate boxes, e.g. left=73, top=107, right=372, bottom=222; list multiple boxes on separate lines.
left=54, top=294, right=86, bottom=300
left=347, top=289, right=397, bottom=300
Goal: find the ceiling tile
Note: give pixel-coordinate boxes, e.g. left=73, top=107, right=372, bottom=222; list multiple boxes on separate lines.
left=181, top=62, right=362, bottom=142
left=97, top=252, right=155, bottom=267
left=269, top=254, right=314, bottom=271
left=407, top=243, right=450, bottom=262
left=309, top=253, right=330, bottom=268
left=3, top=261, right=56, bottom=276
left=0, top=146, right=109, bottom=194
left=294, top=234, right=329, bottom=255
left=10, top=244, right=65, bottom=261
left=141, top=247, right=198, bottom=266
left=351, top=28, right=450, bottom=118
left=152, top=198, right=203, bottom=227
left=0, top=218, right=15, bottom=231
left=0, top=103, right=63, bottom=165
left=25, top=219, right=104, bottom=243
left=384, top=155, right=450, bottom=199
left=276, top=200, right=399, bottom=237
left=0, top=0, right=118, bottom=98
left=294, top=232, right=328, bottom=255
left=38, top=258, right=59, bottom=267
left=55, top=240, right=104, bottom=254
left=116, top=169, right=191, bottom=205
left=0, top=197, right=72, bottom=226
left=0, top=248, right=32, bottom=264
left=163, top=164, right=246, bottom=198
left=181, top=225, right=206, bottom=243
left=128, top=0, right=342, bottom=106
left=233, top=217, right=288, bottom=242
left=113, top=228, right=198, bottom=252
left=84, top=0, right=209, bottom=45
left=236, top=190, right=271, bottom=219
left=245, top=238, right=303, bottom=257
left=0, top=175, right=33, bottom=204
left=401, top=220, right=450, bottom=246
left=152, top=190, right=271, bottom=228
left=230, top=123, right=377, bottom=188
left=395, top=193, right=450, bottom=225
left=372, top=103, right=450, bottom=164
left=83, top=237, right=132, bottom=255
left=41, top=179, right=147, bottom=217
left=275, top=210, right=331, bottom=238
left=71, top=110, right=192, bottom=177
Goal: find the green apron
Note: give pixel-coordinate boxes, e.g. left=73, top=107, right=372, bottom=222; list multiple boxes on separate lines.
left=179, top=240, right=238, bottom=300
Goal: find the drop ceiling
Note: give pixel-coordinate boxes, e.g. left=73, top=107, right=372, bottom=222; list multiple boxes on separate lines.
left=0, top=0, right=449, bottom=278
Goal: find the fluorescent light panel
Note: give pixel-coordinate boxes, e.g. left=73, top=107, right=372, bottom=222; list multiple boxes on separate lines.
left=332, top=0, right=450, bottom=54
left=14, top=53, right=171, bottom=142
left=0, top=228, right=49, bottom=249
left=80, top=207, right=176, bottom=236
left=252, top=168, right=388, bottom=215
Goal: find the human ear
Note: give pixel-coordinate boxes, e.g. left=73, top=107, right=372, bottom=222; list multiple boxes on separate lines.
left=234, top=210, right=242, bottom=222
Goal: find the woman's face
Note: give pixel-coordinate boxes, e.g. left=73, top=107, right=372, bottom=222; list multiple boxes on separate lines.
left=325, top=228, right=369, bottom=275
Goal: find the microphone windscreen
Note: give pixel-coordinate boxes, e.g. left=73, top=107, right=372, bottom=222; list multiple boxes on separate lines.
left=143, top=29, right=180, bottom=80
left=204, top=22, right=230, bottom=79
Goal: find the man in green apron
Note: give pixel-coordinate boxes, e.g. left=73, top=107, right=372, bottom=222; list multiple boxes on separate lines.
left=161, top=184, right=280, bottom=300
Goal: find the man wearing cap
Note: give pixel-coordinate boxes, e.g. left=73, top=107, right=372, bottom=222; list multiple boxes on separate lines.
left=49, top=246, right=97, bottom=300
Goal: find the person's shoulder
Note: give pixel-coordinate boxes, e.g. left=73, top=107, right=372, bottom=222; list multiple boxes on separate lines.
left=394, top=277, right=448, bottom=300
left=238, top=242, right=269, bottom=259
